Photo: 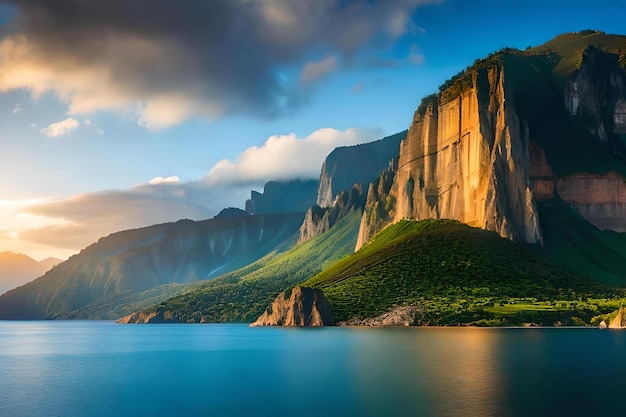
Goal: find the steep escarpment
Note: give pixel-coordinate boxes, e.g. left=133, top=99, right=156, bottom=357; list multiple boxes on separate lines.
left=359, top=64, right=541, bottom=248
left=0, top=213, right=304, bottom=319
left=359, top=32, right=626, bottom=255
left=316, top=132, right=405, bottom=207
left=250, top=286, right=333, bottom=327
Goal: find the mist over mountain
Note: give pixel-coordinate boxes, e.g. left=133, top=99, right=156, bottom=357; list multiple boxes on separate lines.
left=0, top=252, right=61, bottom=295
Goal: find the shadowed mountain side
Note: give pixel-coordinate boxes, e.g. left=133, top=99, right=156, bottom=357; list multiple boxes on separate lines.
left=246, top=179, right=319, bottom=215
left=0, top=213, right=304, bottom=319
left=118, top=209, right=362, bottom=323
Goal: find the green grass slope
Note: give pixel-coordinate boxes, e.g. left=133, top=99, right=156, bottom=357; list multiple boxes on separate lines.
left=133, top=209, right=362, bottom=322
left=303, top=219, right=624, bottom=326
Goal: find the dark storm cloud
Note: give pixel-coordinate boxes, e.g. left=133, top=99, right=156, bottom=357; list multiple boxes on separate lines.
left=0, top=0, right=438, bottom=126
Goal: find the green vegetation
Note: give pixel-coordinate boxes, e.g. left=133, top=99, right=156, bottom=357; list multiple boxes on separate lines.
left=303, top=219, right=624, bottom=326
left=139, top=210, right=362, bottom=322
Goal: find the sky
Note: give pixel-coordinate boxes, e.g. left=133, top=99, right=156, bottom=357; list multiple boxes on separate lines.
left=0, top=0, right=623, bottom=261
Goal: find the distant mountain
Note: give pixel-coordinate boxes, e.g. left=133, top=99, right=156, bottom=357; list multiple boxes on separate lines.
left=0, top=252, right=60, bottom=295
left=245, top=179, right=318, bottom=215
left=0, top=213, right=304, bottom=319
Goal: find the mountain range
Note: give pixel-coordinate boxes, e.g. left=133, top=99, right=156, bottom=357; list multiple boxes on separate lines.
left=0, top=252, right=60, bottom=295
left=2, top=30, right=626, bottom=325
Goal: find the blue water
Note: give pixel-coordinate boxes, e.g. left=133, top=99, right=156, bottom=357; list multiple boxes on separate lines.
left=1, top=322, right=625, bottom=417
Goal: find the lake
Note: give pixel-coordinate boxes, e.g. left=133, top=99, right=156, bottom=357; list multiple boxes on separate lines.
left=1, top=322, right=625, bottom=417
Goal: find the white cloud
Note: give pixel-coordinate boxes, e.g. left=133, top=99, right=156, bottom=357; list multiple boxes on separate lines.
left=204, top=127, right=381, bottom=186
left=83, top=118, right=92, bottom=126
left=40, top=117, right=80, bottom=138
left=7, top=126, right=384, bottom=257
left=11, top=103, right=22, bottom=114
left=149, top=176, right=180, bottom=185
left=300, top=55, right=338, bottom=84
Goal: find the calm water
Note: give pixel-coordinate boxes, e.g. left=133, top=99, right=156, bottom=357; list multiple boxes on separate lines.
left=1, top=322, right=625, bottom=417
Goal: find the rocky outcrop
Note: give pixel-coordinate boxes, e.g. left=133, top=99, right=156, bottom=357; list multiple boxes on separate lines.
left=299, top=183, right=365, bottom=243
left=355, top=165, right=396, bottom=249
left=316, top=132, right=405, bottom=207
left=608, top=307, right=626, bottom=329
left=250, top=286, right=333, bottom=327
left=116, top=307, right=182, bottom=324
left=339, top=306, right=427, bottom=327
left=359, top=64, right=542, bottom=248
left=245, top=179, right=318, bottom=215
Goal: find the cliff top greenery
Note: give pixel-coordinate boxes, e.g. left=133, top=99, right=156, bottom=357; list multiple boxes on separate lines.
left=304, top=219, right=624, bottom=326
left=415, top=30, right=626, bottom=114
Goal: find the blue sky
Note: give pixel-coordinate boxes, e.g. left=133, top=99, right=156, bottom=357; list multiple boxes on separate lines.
left=0, top=0, right=624, bottom=260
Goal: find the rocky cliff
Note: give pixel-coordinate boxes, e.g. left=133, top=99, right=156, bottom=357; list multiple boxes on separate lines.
left=316, top=132, right=405, bottom=207
left=299, top=183, right=366, bottom=243
left=609, top=307, right=626, bottom=329
left=358, top=31, right=626, bottom=250
left=250, top=286, right=333, bottom=327
left=359, top=64, right=541, bottom=248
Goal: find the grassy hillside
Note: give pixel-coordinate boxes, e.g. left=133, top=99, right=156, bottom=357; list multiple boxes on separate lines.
left=303, top=219, right=624, bottom=326
left=133, top=209, right=362, bottom=322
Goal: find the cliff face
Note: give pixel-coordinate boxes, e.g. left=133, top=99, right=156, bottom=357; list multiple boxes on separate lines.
left=316, top=132, right=405, bottom=207
left=299, top=183, right=365, bottom=243
left=359, top=65, right=542, bottom=248
left=250, top=286, right=333, bottom=327
left=359, top=35, right=626, bottom=249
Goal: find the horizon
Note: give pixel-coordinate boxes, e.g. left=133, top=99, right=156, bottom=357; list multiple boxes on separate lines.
left=0, top=0, right=624, bottom=261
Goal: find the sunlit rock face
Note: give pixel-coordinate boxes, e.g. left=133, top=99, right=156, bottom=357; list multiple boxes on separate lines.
left=250, top=286, right=333, bottom=327
left=358, top=66, right=542, bottom=249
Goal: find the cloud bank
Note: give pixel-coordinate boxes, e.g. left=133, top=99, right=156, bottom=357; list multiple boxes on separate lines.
left=8, top=127, right=379, bottom=253
left=0, top=0, right=437, bottom=127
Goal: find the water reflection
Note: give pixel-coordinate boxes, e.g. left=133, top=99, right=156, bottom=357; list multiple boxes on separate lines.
left=347, top=328, right=504, bottom=417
